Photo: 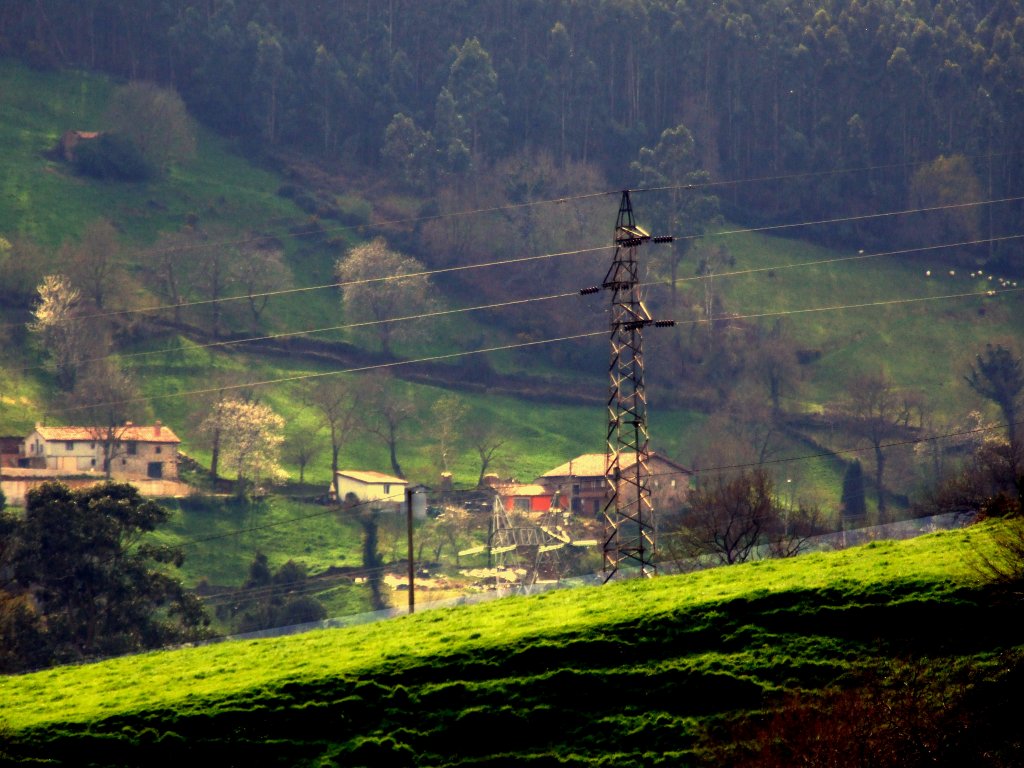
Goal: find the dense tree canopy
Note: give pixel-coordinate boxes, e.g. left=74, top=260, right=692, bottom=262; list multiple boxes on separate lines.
left=0, top=482, right=208, bottom=672
left=2, top=0, right=1021, bottom=262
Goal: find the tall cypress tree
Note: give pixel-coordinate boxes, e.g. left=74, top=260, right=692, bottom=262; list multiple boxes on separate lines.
left=841, top=460, right=867, bottom=525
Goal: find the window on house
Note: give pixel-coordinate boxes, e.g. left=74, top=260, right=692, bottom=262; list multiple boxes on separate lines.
left=155, top=446, right=162, bottom=454
left=91, top=458, right=96, bottom=467
left=66, top=441, right=74, bottom=451
left=383, top=484, right=390, bottom=495
left=127, top=442, right=137, bottom=455
left=514, top=497, right=530, bottom=511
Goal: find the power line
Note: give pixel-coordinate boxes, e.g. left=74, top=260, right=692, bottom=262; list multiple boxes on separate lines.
left=18, top=231, right=1021, bottom=376
left=48, top=284, right=1022, bottom=415
left=690, top=195, right=1024, bottom=243
left=14, top=289, right=583, bottom=373
left=6, top=193, right=1018, bottom=334
left=55, top=331, right=608, bottom=413
left=668, top=233, right=1024, bottom=285
left=647, top=419, right=1024, bottom=481
left=671, top=285, right=1024, bottom=327
left=15, top=243, right=612, bottom=327
left=168, top=418, right=1021, bottom=564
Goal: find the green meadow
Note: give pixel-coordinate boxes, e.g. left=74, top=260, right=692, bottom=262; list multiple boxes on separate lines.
left=1, top=520, right=1020, bottom=765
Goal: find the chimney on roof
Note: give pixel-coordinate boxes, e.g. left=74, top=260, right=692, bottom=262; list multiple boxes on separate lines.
left=440, top=471, right=453, bottom=491
left=124, top=421, right=133, bottom=427
left=155, top=420, right=162, bottom=436
left=482, top=473, right=500, bottom=488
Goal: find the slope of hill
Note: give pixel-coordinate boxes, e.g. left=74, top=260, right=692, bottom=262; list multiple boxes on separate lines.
left=2, top=521, right=1021, bottom=766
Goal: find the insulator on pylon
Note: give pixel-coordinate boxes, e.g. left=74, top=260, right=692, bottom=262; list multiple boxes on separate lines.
left=580, top=286, right=601, bottom=295
left=621, top=320, right=651, bottom=331
left=654, top=320, right=676, bottom=327
left=652, top=236, right=674, bottom=243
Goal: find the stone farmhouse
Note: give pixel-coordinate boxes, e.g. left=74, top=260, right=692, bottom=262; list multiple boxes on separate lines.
left=538, top=452, right=691, bottom=517
left=21, top=421, right=181, bottom=480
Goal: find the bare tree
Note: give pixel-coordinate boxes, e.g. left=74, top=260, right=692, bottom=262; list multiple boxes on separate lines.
left=767, top=504, right=828, bottom=558
left=430, top=393, right=468, bottom=475
left=307, top=379, right=360, bottom=499
left=146, top=226, right=203, bottom=325
left=465, top=418, right=505, bottom=488
left=63, top=219, right=123, bottom=311
left=749, top=320, right=800, bottom=416
left=0, top=235, right=44, bottom=308
left=358, top=373, right=416, bottom=479
left=66, top=360, right=142, bottom=478
left=196, top=242, right=231, bottom=340
left=285, top=427, right=321, bottom=484
left=676, top=469, right=778, bottom=566
left=695, top=244, right=734, bottom=346
left=836, top=373, right=914, bottom=523
left=232, top=236, right=292, bottom=328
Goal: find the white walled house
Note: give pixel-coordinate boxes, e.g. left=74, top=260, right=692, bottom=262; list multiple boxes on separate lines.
left=333, top=470, right=408, bottom=505
left=21, top=422, right=181, bottom=480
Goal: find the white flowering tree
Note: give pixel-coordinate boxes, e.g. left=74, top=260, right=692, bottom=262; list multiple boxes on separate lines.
left=335, top=238, right=433, bottom=356
left=28, top=274, right=90, bottom=390
left=202, top=399, right=287, bottom=496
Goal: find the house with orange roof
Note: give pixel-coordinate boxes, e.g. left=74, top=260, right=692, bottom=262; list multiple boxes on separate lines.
left=21, top=421, right=181, bottom=480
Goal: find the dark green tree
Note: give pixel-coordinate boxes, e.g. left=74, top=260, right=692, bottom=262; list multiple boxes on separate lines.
left=444, top=37, right=507, bottom=160
left=2, top=482, right=208, bottom=670
left=231, top=553, right=326, bottom=633
left=631, top=124, right=720, bottom=309
left=841, top=460, right=868, bottom=525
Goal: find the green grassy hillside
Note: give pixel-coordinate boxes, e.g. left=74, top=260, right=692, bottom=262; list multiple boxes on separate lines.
left=3, top=58, right=1024, bottom=579
left=1, top=521, right=1020, bottom=766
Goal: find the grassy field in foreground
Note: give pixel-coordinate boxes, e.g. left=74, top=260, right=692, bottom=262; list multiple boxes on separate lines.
left=2, top=520, right=1021, bottom=766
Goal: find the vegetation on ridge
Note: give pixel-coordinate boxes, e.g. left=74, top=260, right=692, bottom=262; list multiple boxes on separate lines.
left=0, top=522, right=1021, bottom=765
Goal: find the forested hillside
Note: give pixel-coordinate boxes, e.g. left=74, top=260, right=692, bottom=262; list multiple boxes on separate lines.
left=2, top=0, right=1022, bottom=258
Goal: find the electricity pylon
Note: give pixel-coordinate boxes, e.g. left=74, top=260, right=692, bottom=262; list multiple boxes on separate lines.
left=600, top=191, right=673, bottom=581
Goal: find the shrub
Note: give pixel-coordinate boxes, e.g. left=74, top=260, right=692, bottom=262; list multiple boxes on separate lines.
left=74, top=133, right=154, bottom=181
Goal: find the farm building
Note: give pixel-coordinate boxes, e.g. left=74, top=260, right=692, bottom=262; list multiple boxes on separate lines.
left=538, top=452, right=691, bottom=516
left=333, top=470, right=408, bottom=506
left=20, top=421, right=180, bottom=480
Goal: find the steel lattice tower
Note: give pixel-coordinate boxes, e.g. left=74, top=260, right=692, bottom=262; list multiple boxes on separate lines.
left=602, top=190, right=657, bottom=580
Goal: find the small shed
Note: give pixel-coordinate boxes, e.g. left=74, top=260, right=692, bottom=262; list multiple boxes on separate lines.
left=333, top=470, right=408, bottom=505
